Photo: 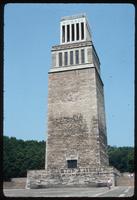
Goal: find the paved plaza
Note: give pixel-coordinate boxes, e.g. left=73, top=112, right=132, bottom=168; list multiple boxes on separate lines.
left=3, top=186, right=134, bottom=197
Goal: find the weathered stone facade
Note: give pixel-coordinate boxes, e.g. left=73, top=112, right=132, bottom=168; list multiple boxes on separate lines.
left=26, top=14, right=120, bottom=189
left=26, top=167, right=120, bottom=188
left=46, top=67, right=108, bottom=170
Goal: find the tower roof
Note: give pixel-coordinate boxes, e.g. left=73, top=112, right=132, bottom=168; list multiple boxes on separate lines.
left=61, top=13, right=86, bottom=21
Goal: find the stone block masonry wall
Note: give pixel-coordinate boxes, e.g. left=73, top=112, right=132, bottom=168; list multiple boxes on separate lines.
left=46, top=67, right=104, bottom=170
left=95, top=69, right=109, bottom=166
left=26, top=167, right=120, bottom=188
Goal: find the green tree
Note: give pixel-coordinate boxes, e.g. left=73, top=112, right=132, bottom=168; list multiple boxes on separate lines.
left=3, top=136, right=45, bottom=181
left=108, top=145, right=134, bottom=172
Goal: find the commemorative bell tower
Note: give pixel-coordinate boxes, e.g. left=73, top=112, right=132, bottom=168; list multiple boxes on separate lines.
left=26, top=14, right=120, bottom=188
left=46, top=14, right=109, bottom=170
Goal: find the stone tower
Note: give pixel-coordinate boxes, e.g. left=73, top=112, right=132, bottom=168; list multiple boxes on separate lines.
left=46, top=13, right=109, bottom=170
left=26, top=14, right=120, bottom=188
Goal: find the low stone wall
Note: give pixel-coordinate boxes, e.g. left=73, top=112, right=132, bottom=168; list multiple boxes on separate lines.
left=26, top=167, right=120, bottom=189
left=116, top=172, right=134, bottom=186
left=4, top=178, right=27, bottom=189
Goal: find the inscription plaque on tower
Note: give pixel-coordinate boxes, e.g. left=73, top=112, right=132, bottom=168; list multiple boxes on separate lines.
left=26, top=14, right=120, bottom=189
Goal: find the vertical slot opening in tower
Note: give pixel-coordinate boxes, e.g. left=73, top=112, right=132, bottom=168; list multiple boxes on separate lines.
left=70, top=51, right=73, bottom=65
left=67, top=25, right=70, bottom=42
left=81, top=22, right=84, bottom=40
left=62, top=25, right=65, bottom=43
left=72, top=24, right=75, bottom=41
left=75, top=50, right=79, bottom=64
left=81, top=49, right=85, bottom=63
left=76, top=23, right=79, bottom=40
left=59, top=52, right=62, bottom=66
left=64, top=52, right=68, bottom=66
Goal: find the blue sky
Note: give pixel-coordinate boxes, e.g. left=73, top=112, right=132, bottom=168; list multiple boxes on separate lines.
left=4, top=3, right=135, bottom=147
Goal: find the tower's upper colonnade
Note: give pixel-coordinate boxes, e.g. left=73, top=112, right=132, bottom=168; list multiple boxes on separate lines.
left=60, top=13, right=92, bottom=44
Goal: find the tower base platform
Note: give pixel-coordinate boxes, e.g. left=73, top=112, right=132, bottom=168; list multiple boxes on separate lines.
left=26, top=166, right=120, bottom=189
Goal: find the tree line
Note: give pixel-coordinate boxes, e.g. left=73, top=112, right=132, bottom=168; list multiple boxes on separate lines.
left=3, top=136, right=134, bottom=181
